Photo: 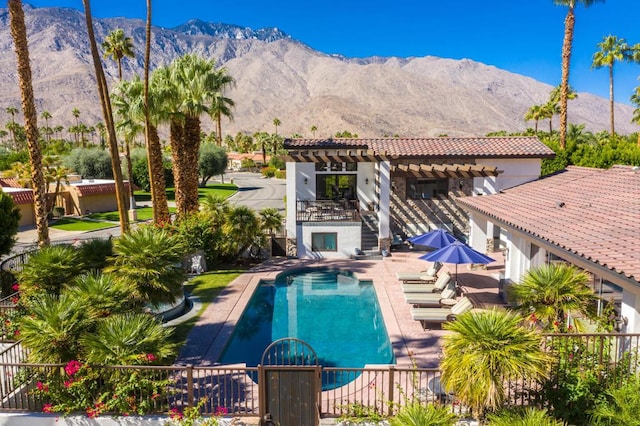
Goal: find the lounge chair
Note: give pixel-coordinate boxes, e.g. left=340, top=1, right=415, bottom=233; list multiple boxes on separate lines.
left=396, top=262, right=442, bottom=284
left=404, top=286, right=457, bottom=306
left=411, top=296, right=474, bottom=328
left=401, top=272, right=451, bottom=293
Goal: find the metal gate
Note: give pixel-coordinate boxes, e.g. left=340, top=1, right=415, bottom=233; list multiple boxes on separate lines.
left=258, top=338, right=320, bottom=426
left=271, top=237, right=286, bottom=257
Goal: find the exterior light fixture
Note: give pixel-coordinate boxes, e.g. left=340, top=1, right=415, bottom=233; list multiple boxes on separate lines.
left=614, top=314, right=628, bottom=332
left=304, top=177, right=308, bottom=185
left=365, top=178, right=369, bottom=185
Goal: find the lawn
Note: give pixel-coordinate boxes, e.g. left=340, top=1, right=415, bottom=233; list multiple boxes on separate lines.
left=48, top=217, right=119, bottom=231
left=170, top=268, right=246, bottom=347
left=134, top=183, right=238, bottom=202
left=88, top=206, right=177, bottom=222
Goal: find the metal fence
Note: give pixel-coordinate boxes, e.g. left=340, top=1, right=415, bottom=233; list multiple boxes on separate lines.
left=0, top=333, right=638, bottom=418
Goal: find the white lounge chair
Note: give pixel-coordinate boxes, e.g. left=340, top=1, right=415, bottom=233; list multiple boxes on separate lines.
left=404, top=286, right=457, bottom=306
left=401, top=272, right=451, bottom=293
left=411, top=296, right=474, bottom=328
left=396, top=262, right=442, bottom=284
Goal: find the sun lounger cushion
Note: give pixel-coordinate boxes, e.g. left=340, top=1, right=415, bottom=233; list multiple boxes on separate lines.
left=410, top=297, right=474, bottom=323
left=404, top=287, right=457, bottom=306
left=400, top=272, right=451, bottom=293
left=395, top=272, right=437, bottom=283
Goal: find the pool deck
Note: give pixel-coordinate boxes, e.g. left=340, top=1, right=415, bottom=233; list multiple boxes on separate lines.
left=175, top=248, right=505, bottom=368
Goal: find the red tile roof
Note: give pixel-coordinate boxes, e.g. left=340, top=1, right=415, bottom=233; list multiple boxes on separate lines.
left=73, top=182, right=130, bottom=197
left=0, top=178, right=23, bottom=188
left=284, top=137, right=555, bottom=159
left=457, top=165, right=640, bottom=283
left=2, top=188, right=34, bottom=205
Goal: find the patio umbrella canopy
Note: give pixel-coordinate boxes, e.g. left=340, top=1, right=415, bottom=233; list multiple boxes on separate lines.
left=407, top=228, right=458, bottom=249
left=419, top=240, right=495, bottom=285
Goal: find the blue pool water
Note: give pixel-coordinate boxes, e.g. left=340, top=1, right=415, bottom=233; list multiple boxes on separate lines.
left=219, top=268, right=395, bottom=386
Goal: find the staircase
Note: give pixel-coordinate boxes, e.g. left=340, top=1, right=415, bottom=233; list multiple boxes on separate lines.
left=360, top=213, right=380, bottom=254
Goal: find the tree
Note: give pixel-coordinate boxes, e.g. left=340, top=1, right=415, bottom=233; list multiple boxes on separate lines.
left=40, top=110, right=51, bottom=145
left=440, top=309, right=550, bottom=419
left=64, top=148, right=113, bottom=179
left=198, top=143, right=228, bottom=187
left=524, top=105, right=543, bottom=134
left=273, top=117, right=281, bottom=136
left=310, top=125, right=317, bottom=137
left=5, top=106, right=18, bottom=150
left=222, top=205, right=261, bottom=259
left=105, top=226, right=186, bottom=308
left=592, top=35, right=630, bottom=137
left=507, top=263, right=598, bottom=332
left=0, top=191, right=20, bottom=257
left=260, top=207, right=283, bottom=235
left=8, top=0, right=49, bottom=246
left=17, top=245, right=82, bottom=300
left=71, top=107, right=81, bottom=145
left=209, top=68, right=235, bottom=146
left=65, top=273, right=130, bottom=322
left=554, top=0, right=604, bottom=150
left=631, top=86, right=640, bottom=147
left=101, top=28, right=134, bottom=81
left=82, top=0, right=129, bottom=233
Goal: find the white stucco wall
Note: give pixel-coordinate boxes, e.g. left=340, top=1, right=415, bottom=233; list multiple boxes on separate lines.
left=357, top=163, right=376, bottom=211
left=298, top=223, right=361, bottom=259
left=474, top=158, right=542, bottom=195
left=468, top=213, right=488, bottom=254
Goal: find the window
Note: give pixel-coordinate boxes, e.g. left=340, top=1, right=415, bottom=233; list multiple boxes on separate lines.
left=311, top=233, right=337, bottom=251
left=407, top=178, right=449, bottom=199
left=316, top=174, right=357, bottom=200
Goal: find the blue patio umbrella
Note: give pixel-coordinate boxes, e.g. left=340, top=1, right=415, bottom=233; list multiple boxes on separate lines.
left=419, top=240, right=495, bottom=285
left=408, top=228, right=458, bottom=249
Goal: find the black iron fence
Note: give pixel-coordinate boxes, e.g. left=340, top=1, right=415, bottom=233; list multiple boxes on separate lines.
left=296, top=200, right=360, bottom=222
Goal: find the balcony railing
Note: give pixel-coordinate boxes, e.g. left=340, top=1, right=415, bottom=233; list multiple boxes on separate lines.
left=296, top=200, right=360, bottom=223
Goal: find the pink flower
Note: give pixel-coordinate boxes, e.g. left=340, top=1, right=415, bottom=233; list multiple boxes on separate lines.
left=64, top=379, right=74, bottom=388
left=169, top=407, right=183, bottom=420
left=43, top=403, right=54, bottom=413
left=36, top=381, right=49, bottom=392
left=11, top=284, right=19, bottom=291
left=64, top=360, right=82, bottom=376
left=145, top=353, right=157, bottom=362
left=214, top=407, right=228, bottom=416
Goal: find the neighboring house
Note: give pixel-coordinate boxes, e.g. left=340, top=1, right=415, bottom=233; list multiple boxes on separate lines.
left=283, top=137, right=554, bottom=259
left=457, top=165, right=640, bottom=332
left=56, top=176, right=131, bottom=216
left=1, top=187, right=35, bottom=227
left=227, top=152, right=271, bottom=170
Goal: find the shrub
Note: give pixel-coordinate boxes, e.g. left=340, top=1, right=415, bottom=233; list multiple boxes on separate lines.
left=390, top=402, right=457, bottom=426
left=0, top=190, right=20, bottom=257
left=590, top=377, right=640, bottom=425
left=131, top=153, right=174, bottom=192
left=63, top=148, right=113, bottom=179
left=268, top=155, right=285, bottom=170
left=486, top=407, right=565, bottom=425
left=240, top=158, right=256, bottom=169
left=261, top=166, right=277, bottom=178
left=76, top=238, right=113, bottom=271
left=275, top=169, right=286, bottom=179
left=18, top=245, right=83, bottom=301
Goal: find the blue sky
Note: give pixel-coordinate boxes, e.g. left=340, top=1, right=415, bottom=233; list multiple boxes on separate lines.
left=5, top=0, right=640, bottom=105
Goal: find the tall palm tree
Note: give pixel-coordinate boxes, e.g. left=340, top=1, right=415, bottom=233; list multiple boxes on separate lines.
left=142, top=0, right=171, bottom=225
left=101, top=28, right=135, bottom=81
left=273, top=117, right=281, bottom=136
left=71, top=107, right=81, bottom=144
left=541, top=102, right=560, bottom=133
left=524, top=104, right=543, bottom=134
left=209, top=67, right=235, bottom=146
left=440, top=309, right=550, bottom=419
left=508, top=263, right=598, bottom=332
left=592, top=35, right=630, bottom=137
left=310, top=124, right=317, bottom=137
left=631, top=86, right=640, bottom=147
left=5, top=106, right=18, bottom=149
left=554, top=0, right=603, bottom=149
left=82, top=0, right=129, bottom=233
left=223, top=205, right=260, bottom=258
left=8, top=0, right=49, bottom=247
left=40, top=110, right=51, bottom=144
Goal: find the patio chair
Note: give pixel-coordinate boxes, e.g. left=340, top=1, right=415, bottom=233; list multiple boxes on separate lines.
left=190, top=254, right=204, bottom=275
left=404, top=285, right=457, bottom=306
left=410, top=296, right=474, bottom=329
left=396, top=262, right=442, bottom=284
left=400, top=272, right=451, bottom=293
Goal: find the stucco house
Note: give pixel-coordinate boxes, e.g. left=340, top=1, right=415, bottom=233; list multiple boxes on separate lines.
left=283, top=137, right=554, bottom=259
left=457, top=165, right=640, bottom=333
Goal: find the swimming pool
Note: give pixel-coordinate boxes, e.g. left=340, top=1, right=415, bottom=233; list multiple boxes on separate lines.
left=219, top=268, right=395, bottom=385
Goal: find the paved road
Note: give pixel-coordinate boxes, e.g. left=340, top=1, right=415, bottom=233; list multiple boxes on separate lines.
left=7, top=171, right=286, bottom=256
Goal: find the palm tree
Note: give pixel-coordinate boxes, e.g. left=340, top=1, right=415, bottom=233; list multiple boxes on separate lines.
left=273, top=117, right=281, bottom=136
left=209, top=67, right=235, bottom=146
left=507, top=263, right=598, bottom=332
left=524, top=105, right=543, bottom=134
left=592, top=35, right=630, bottom=137
left=541, top=102, right=560, bottom=133
left=101, top=28, right=135, bottom=81
left=19, top=293, right=87, bottom=363
left=82, top=0, right=129, bottom=233
left=80, top=313, right=177, bottom=365
left=554, top=0, right=603, bottom=149
left=440, top=309, right=550, bottom=419
left=631, top=86, right=640, bottom=147
left=40, top=110, right=51, bottom=144
left=71, top=107, right=81, bottom=144
left=8, top=0, right=49, bottom=247
left=17, top=245, right=82, bottom=301
left=5, top=106, right=18, bottom=149
left=260, top=207, right=283, bottom=235
left=66, top=273, right=130, bottom=322
left=201, top=193, right=230, bottom=226
left=105, top=226, right=186, bottom=308
left=223, top=205, right=260, bottom=258
left=310, top=124, right=317, bottom=137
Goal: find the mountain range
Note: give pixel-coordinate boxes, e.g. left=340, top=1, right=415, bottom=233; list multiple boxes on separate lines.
left=0, top=4, right=636, bottom=139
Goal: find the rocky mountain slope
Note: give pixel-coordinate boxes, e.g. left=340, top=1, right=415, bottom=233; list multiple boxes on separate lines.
left=0, top=4, right=635, bottom=139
